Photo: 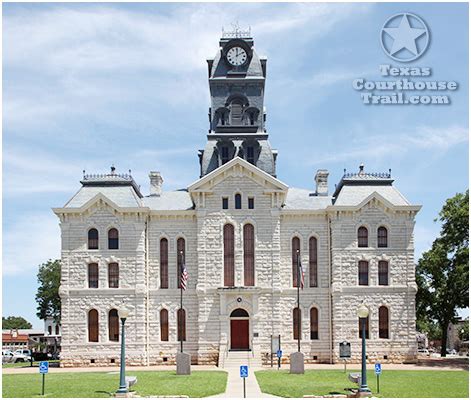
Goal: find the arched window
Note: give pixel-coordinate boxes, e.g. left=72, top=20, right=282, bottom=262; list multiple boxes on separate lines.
left=230, top=308, right=249, bottom=318
left=224, top=224, right=235, bottom=286
left=88, top=309, right=99, bottom=342
left=378, top=261, right=389, bottom=286
left=160, top=309, right=169, bottom=341
left=309, top=237, right=318, bottom=287
left=358, top=315, right=369, bottom=339
left=108, top=309, right=119, bottom=342
left=358, top=261, right=369, bottom=286
left=160, top=238, right=169, bottom=289
left=177, top=238, right=185, bottom=289
left=177, top=308, right=186, bottom=342
left=47, top=326, right=52, bottom=335
left=55, top=325, right=59, bottom=335
left=235, top=193, right=242, bottom=209
left=230, top=99, right=244, bottom=125
left=88, top=263, right=99, bottom=288
left=243, top=224, right=255, bottom=286
left=310, top=307, right=319, bottom=340
left=108, top=263, right=119, bottom=288
left=378, top=227, right=388, bottom=248
left=293, top=307, right=301, bottom=340
left=108, top=228, right=119, bottom=249
left=358, top=226, right=368, bottom=247
left=88, top=228, right=99, bottom=250
left=379, top=306, right=389, bottom=339
left=292, top=237, right=301, bottom=287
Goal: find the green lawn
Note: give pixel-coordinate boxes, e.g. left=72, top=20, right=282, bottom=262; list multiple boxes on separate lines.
left=3, top=371, right=227, bottom=398
left=255, top=369, right=469, bottom=398
left=2, top=361, right=60, bottom=369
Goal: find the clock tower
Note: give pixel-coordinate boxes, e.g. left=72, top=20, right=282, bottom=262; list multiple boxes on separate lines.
left=198, top=27, right=277, bottom=177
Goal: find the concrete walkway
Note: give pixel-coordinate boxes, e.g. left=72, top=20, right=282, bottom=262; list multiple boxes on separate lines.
left=216, top=365, right=275, bottom=398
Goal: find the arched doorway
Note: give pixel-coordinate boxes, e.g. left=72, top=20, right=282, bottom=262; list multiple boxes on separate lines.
left=230, top=308, right=250, bottom=350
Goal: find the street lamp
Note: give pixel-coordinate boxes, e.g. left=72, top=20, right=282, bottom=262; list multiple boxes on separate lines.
left=117, top=305, right=130, bottom=395
left=357, top=304, right=371, bottom=395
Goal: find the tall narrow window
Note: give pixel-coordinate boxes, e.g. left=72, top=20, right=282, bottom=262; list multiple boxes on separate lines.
left=358, top=261, right=369, bottom=286
left=108, top=309, right=119, bottom=342
left=160, top=238, right=168, bottom=289
left=55, top=325, right=59, bottom=335
left=177, top=238, right=185, bottom=289
left=246, top=146, right=255, bottom=164
left=292, top=237, right=301, bottom=287
left=310, top=307, right=319, bottom=340
left=309, top=237, right=318, bottom=287
left=88, top=309, right=99, bottom=342
left=88, top=228, right=99, bottom=250
left=379, top=306, right=389, bottom=339
left=222, top=197, right=229, bottom=209
left=177, top=308, right=186, bottom=341
left=108, top=228, right=119, bottom=249
left=293, top=307, right=301, bottom=340
left=378, top=261, right=389, bottom=286
left=378, top=227, right=388, bottom=248
left=248, top=197, right=254, bottom=209
left=224, top=224, right=235, bottom=286
left=243, top=224, right=255, bottom=286
left=221, top=146, right=230, bottom=164
left=358, top=315, right=370, bottom=339
left=108, top=263, right=119, bottom=288
left=160, top=309, right=169, bottom=341
left=230, top=99, right=243, bottom=125
left=88, top=263, right=99, bottom=288
left=358, top=227, right=368, bottom=247
left=48, top=326, right=52, bottom=335
left=235, top=193, right=242, bottom=209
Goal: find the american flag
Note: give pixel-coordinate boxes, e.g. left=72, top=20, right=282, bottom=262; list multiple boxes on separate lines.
left=180, top=262, right=189, bottom=290
left=298, top=254, right=304, bottom=289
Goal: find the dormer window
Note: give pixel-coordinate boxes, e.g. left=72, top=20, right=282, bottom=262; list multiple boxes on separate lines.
left=246, top=146, right=255, bottom=164
left=221, top=146, right=230, bottom=164
left=230, top=99, right=244, bottom=125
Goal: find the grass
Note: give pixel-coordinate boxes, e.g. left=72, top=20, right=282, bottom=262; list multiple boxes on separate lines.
left=255, top=369, right=469, bottom=398
left=2, top=361, right=60, bottom=369
left=2, top=370, right=227, bottom=398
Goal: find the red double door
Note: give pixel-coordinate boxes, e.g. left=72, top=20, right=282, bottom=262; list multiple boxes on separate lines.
left=230, top=319, right=250, bottom=350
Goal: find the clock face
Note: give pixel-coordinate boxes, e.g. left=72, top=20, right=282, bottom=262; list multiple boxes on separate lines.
left=226, top=46, right=248, bottom=67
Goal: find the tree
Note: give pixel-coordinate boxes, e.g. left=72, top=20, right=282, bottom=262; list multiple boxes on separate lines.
left=2, top=316, right=32, bottom=329
left=458, top=320, right=469, bottom=341
left=416, top=190, right=469, bottom=357
left=35, top=259, right=61, bottom=322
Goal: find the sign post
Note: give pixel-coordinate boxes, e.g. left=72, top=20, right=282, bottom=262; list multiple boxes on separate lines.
left=240, top=365, right=248, bottom=398
left=39, top=361, right=49, bottom=395
left=339, top=341, right=351, bottom=373
left=276, top=349, right=282, bottom=370
left=374, top=363, right=382, bottom=393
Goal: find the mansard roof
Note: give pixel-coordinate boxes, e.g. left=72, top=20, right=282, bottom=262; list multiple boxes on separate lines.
left=142, top=190, right=194, bottom=211
left=283, top=188, right=333, bottom=210
left=333, top=185, right=410, bottom=207
left=63, top=186, right=143, bottom=209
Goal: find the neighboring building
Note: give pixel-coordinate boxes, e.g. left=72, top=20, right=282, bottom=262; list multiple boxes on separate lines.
left=43, top=317, right=61, bottom=355
left=53, top=30, right=421, bottom=367
left=447, top=319, right=468, bottom=351
left=2, top=329, right=44, bottom=351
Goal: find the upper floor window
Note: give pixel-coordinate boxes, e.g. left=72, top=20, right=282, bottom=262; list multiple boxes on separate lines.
left=230, top=99, right=244, bottom=125
left=160, top=238, right=169, bottom=289
left=223, top=224, right=235, bottom=286
left=88, top=263, right=99, bottom=288
left=222, top=197, right=229, bottom=209
left=358, top=227, right=368, bottom=247
left=309, top=237, right=318, bottom=287
left=177, top=238, right=185, bottom=289
left=378, top=261, right=389, bottom=286
left=55, top=325, right=59, bottom=335
left=221, top=146, right=230, bottom=164
left=248, top=197, right=254, bottom=209
left=235, top=193, right=242, bottom=209
left=358, top=261, right=369, bottom=286
left=292, top=237, right=301, bottom=288
left=378, top=227, right=388, bottom=248
left=108, top=228, right=119, bottom=249
left=310, top=307, right=319, bottom=340
left=48, top=326, right=52, bottom=335
left=243, top=224, right=255, bottom=286
left=358, top=315, right=370, bottom=339
left=108, top=309, right=119, bottom=342
left=108, top=263, right=119, bottom=288
left=88, top=228, right=99, bottom=250
left=88, top=309, right=99, bottom=342
left=293, top=307, right=301, bottom=340
left=379, top=306, right=389, bottom=339
left=246, top=146, right=255, bottom=164
left=160, top=309, right=169, bottom=341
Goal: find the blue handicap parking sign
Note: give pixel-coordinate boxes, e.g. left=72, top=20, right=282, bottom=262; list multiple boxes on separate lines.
left=39, top=361, right=49, bottom=374
left=240, top=365, right=248, bottom=378
left=374, top=363, right=382, bottom=375
left=277, top=349, right=282, bottom=358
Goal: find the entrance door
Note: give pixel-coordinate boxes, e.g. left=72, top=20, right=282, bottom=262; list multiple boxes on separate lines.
left=230, top=320, right=249, bottom=350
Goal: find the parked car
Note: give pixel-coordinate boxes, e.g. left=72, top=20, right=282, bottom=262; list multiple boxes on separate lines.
left=446, top=348, right=457, bottom=355
left=418, top=348, right=430, bottom=355
left=2, top=350, right=14, bottom=363
left=11, top=349, right=31, bottom=363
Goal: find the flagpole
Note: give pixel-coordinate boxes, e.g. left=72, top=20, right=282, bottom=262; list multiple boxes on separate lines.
left=297, top=249, right=300, bottom=353
left=180, top=250, right=183, bottom=353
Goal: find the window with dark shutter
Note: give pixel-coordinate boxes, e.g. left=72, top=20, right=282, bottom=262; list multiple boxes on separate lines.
left=108, top=263, right=119, bottom=288
left=222, top=197, right=229, bottom=209
left=160, top=238, right=169, bottom=289
left=378, top=261, right=389, bottom=286
left=177, top=238, right=185, bottom=289
left=292, top=237, right=300, bottom=287
left=108, top=228, right=119, bottom=249
left=244, top=224, right=255, bottom=286
left=358, top=227, right=368, bottom=247
left=88, top=309, right=99, bottom=342
left=358, top=261, right=369, bottom=286
left=235, top=193, right=242, bottom=209
left=224, top=224, right=235, bottom=286
left=310, top=307, right=319, bottom=340
left=378, top=227, right=388, bottom=248
left=88, top=228, right=99, bottom=250
left=221, top=146, right=230, bottom=164
left=108, top=309, right=119, bottom=342
left=309, top=237, right=318, bottom=287
left=246, top=146, right=255, bottom=164
left=379, top=306, right=389, bottom=339
left=160, top=309, right=168, bottom=341
left=177, top=308, right=186, bottom=341
left=358, top=315, right=370, bottom=339
left=88, top=263, right=99, bottom=288
left=293, top=307, right=301, bottom=340
left=248, top=197, right=254, bottom=209
left=55, top=325, right=59, bottom=335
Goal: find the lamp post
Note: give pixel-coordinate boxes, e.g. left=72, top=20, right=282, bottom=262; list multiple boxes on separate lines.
left=117, top=305, right=130, bottom=395
left=357, top=304, right=371, bottom=395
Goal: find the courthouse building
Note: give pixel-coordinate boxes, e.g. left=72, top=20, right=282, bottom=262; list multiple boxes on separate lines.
left=53, top=30, right=421, bottom=367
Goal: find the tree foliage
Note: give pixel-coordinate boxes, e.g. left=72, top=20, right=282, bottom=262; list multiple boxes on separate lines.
left=2, top=316, right=32, bottom=330
left=416, top=190, right=469, bottom=356
left=35, top=259, right=61, bottom=321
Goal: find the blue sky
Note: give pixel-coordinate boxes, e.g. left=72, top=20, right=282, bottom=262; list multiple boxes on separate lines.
left=3, top=2, right=468, bottom=329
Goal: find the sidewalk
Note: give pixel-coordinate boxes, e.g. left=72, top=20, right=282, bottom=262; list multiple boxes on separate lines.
left=216, top=366, right=275, bottom=398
